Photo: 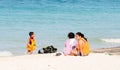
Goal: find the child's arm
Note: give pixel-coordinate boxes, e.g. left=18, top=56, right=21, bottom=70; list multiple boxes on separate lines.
left=26, top=39, right=32, bottom=48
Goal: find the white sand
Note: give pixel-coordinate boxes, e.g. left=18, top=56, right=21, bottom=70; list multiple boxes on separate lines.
left=0, top=53, right=120, bottom=70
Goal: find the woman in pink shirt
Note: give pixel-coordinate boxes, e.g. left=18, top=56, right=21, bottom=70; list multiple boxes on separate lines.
left=63, top=32, right=78, bottom=56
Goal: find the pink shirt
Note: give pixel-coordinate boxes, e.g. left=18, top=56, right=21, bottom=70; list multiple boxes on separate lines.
left=63, top=39, right=78, bottom=55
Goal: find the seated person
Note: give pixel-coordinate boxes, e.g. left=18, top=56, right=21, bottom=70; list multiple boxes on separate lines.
left=70, top=32, right=90, bottom=56
left=63, top=32, right=78, bottom=56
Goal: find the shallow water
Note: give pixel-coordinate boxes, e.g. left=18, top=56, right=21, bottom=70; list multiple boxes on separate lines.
left=0, top=0, right=120, bottom=56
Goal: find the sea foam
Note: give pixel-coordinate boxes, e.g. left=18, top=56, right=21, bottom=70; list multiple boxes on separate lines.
left=101, top=39, right=120, bottom=43
left=0, top=51, right=13, bottom=57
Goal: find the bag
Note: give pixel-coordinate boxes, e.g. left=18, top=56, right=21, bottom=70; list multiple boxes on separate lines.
left=38, top=45, right=57, bottom=54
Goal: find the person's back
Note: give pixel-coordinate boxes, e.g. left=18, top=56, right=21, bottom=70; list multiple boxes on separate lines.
left=81, top=38, right=90, bottom=56
left=63, top=32, right=77, bottom=56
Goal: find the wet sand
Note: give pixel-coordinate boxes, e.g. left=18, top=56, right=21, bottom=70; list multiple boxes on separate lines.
left=91, top=47, right=120, bottom=55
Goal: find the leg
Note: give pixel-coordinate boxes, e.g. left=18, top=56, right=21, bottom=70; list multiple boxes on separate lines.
left=26, top=50, right=32, bottom=55
left=29, top=50, right=33, bottom=54
left=70, top=49, right=78, bottom=56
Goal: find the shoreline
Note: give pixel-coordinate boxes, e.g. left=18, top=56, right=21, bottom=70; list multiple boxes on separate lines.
left=0, top=46, right=120, bottom=57
left=91, top=47, right=120, bottom=55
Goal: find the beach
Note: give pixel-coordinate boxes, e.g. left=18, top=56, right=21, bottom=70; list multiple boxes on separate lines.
left=0, top=0, right=120, bottom=70
left=0, top=47, right=120, bottom=70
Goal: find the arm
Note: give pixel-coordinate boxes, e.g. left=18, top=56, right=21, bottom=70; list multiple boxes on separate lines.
left=26, top=39, right=32, bottom=48
left=78, top=40, right=84, bottom=56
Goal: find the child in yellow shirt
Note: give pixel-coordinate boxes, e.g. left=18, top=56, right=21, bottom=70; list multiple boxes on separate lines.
left=26, top=32, right=36, bottom=54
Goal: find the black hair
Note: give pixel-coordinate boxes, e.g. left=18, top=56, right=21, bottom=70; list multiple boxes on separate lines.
left=29, top=32, right=34, bottom=36
left=76, top=32, right=87, bottom=41
left=68, top=32, right=75, bottom=39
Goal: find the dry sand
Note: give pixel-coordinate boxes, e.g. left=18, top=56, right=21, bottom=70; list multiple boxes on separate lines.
left=0, top=52, right=120, bottom=70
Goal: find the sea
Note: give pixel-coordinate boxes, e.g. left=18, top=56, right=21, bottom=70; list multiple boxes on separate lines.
left=0, top=0, right=120, bottom=56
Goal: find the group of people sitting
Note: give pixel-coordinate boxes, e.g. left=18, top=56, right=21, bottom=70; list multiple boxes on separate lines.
left=63, top=32, right=90, bottom=56
left=25, top=32, right=90, bottom=56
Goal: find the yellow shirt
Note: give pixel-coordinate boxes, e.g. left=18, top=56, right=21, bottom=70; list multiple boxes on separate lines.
left=26, top=38, right=36, bottom=51
left=81, top=38, right=90, bottom=55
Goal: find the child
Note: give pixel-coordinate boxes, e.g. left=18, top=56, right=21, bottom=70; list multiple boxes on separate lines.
left=26, top=32, right=36, bottom=54
left=63, top=32, right=78, bottom=56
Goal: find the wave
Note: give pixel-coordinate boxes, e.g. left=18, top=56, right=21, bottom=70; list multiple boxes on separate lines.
left=101, top=39, right=120, bottom=43
left=1, top=0, right=120, bottom=6
left=0, top=51, right=13, bottom=57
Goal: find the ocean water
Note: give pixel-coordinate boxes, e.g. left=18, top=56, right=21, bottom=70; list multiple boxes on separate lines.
left=0, top=0, right=120, bottom=56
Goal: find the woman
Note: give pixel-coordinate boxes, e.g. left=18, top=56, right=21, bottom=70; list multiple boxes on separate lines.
left=75, top=32, right=90, bottom=56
